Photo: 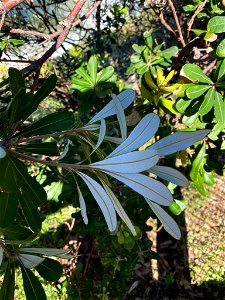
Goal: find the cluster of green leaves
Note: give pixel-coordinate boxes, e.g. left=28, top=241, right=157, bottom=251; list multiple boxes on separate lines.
left=127, top=31, right=178, bottom=75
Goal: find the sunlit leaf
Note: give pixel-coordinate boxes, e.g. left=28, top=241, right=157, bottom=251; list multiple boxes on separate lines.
left=0, top=246, right=3, bottom=267
left=146, top=199, right=181, bottom=239
left=88, top=89, right=135, bottom=124
left=149, top=165, right=189, bottom=187
left=207, top=16, right=225, bottom=33
left=77, top=172, right=117, bottom=231
left=112, top=94, right=127, bottom=141
left=91, top=149, right=159, bottom=173
left=149, top=130, right=210, bottom=156
left=216, top=39, right=225, bottom=57
left=18, top=254, right=45, bottom=268
left=107, top=113, right=160, bottom=158
left=100, top=180, right=136, bottom=236
left=87, top=55, right=98, bottom=83
left=104, top=171, right=172, bottom=206
left=186, top=84, right=210, bottom=99
left=77, top=183, right=88, bottom=224
left=19, top=248, right=69, bottom=256
left=199, top=87, right=215, bottom=116
left=0, top=146, right=6, bottom=158
left=76, top=66, right=94, bottom=85
left=91, top=119, right=106, bottom=154
left=214, top=91, right=225, bottom=123
left=97, top=66, right=114, bottom=83
left=181, top=64, right=213, bottom=84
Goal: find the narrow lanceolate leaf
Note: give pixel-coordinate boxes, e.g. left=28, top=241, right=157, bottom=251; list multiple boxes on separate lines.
left=100, top=180, right=136, bottom=236
left=0, top=246, right=3, bottom=267
left=17, top=111, right=76, bottom=137
left=77, top=172, right=117, bottom=231
left=104, top=171, right=173, bottom=206
left=181, top=64, right=213, bottom=84
left=19, top=248, right=69, bottom=256
left=149, top=130, right=210, bottom=156
left=149, top=166, right=189, bottom=187
left=199, top=87, right=215, bottom=116
left=18, top=254, right=45, bottom=269
left=112, top=94, right=127, bottom=141
left=90, top=149, right=159, bottom=173
left=0, top=262, right=15, bottom=300
left=91, top=119, right=106, bottom=155
left=82, top=124, right=101, bottom=131
left=107, top=113, right=160, bottom=158
left=146, top=199, right=181, bottom=240
left=77, top=183, right=88, bottom=224
left=88, top=89, right=135, bottom=124
left=21, top=267, right=47, bottom=300
left=186, top=84, right=210, bottom=99
left=35, top=258, right=63, bottom=282
left=214, top=91, right=225, bottom=123
left=15, top=142, right=60, bottom=156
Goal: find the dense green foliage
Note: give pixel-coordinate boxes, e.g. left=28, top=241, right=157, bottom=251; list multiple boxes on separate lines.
left=0, top=0, right=225, bottom=298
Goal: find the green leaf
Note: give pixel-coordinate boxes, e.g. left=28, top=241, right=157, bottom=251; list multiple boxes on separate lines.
left=207, top=16, right=225, bottom=33
left=21, top=267, right=47, bottom=300
left=9, top=157, right=47, bottom=206
left=0, top=225, right=33, bottom=240
left=216, top=59, right=225, bottom=80
left=208, top=122, right=224, bottom=140
left=16, top=142, right=60, bottom=156
left=97, top=66, right=114, bottom=83
left=8, top=68, right=25, bottom=97
left=30, top=74, right=57, bottom=113
left=216, top=39, right=225, bottom=57
left=18, top=195, right=42, bottom=232
left=182, top=64, right=213, bottom=84
left=159, top=98, right=179, bottom=114
left=186, top=84, right=210, bottom=99
left=0, top=192, right=18, bottom=228
left=18, top=111, right=76, bottom=137
left=159, top=46, right=178, bottom=59
left=199, top=87, right=215, bottom=116
left=203, top=172, right=215, bottom=185
left=76, top=66, right=94, bottom=85
left=0, top=156, right=22, bottom=192
left=0, top=262, right=15, bottom=300
left=190, top=143, right=206, bottom=196
left=87, top=55, right=98, bottom=83
left=175, top=98, right=192, bottom=113
left=36, top=258, right=63, bottom=282
left=169, top=199, right=187, bottom=215
left=71, top=77, right=92, bottom=92
left=214, top=91, right=225, bottom=123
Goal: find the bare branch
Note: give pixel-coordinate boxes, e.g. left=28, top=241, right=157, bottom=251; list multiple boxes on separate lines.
left=187, top=0, right=207, bottom=40
left=167, top=0, right=186, bottom=47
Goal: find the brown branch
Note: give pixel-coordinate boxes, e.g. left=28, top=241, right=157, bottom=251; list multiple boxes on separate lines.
left=167, top=0, right=186, bottom=48
left=7, top=148, right=90, bottom=170
left=11, top=0, right=102, bottom=41
left=0, top=0, right=25, bottom=13
left=187, top=0, right=207, bottom=40
left=159, top=11, right=176, bottom=37
left=0, top=58, right=34, bottom=63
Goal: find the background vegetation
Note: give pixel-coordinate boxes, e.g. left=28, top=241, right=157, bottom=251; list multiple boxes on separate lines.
left=0, top=0, right=224, bottom=299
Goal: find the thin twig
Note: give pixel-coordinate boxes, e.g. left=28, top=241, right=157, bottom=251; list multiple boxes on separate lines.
left=167, top=0, right=186, bottom=47
left=12, top=128, right=86, bottom=145
left=159, top=11, right=176, bottom=37
left=0, top=58, right=34, bottom=63
left=7, top=148, right=90, bottom=170
left=203, top=58, right=217, bottom=74
left=187, top=0, right=207, bottom=40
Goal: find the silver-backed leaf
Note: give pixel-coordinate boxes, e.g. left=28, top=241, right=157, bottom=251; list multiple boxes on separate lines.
left=104, top=171, right=173, bottom=206
left=19, top=248, right=69, bottom=256
left=100, top=180, right=136, bottom=236
left=149, top=130, right=210, bottom=156
left=91, top=119, right=106, bottom=155
left=77, top=172, right=117, bottom=231
left=77, top=183, right=88, bottom=224
left=88, top=89, right=135, bottom=124
left=149, top=165, right=189, bottom=187
left=107, top=113, right=160, bottom=158
left=18, top=254, right=45, bottom=269
left=82, top=124, right=101, bottom=131
left=90, top=149, right=159, bottom=173
left=146, top=199, right=181, bottom=239
left=112, top=94, right=127, bottom=141
left=0, top=147, right=6, bottom=159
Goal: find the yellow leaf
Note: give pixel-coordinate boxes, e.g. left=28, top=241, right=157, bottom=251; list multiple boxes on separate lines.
left=159, top=98, right=179, bottom=114
left=164, top=70, right=175, bottom=85
left=157, top=69, right=165, bottom=86
left=144, top=72, right=157, bottom=90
